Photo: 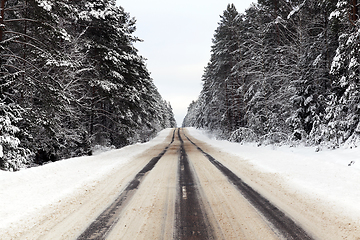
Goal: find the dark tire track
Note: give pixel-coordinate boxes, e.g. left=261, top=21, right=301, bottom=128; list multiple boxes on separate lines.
left=77, top=129, right=176, bottom=240
left=182, top=129, right=314, bottom=240
left=176, top=128, right=216, bottom=240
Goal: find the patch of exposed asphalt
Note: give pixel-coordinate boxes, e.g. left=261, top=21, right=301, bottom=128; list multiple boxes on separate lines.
left=176, top=128, right=216, bottom=240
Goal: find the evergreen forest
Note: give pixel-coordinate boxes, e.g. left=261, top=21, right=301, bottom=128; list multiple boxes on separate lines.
left=183, top=1, right=360, bottom=148
left=0, top=0, right=176, bottom=171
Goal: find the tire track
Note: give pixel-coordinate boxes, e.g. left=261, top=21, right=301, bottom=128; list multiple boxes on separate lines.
left=182, top=129, right=314, bottom=240
left=176, top=128, right=216, bottom=240
left=77, top=129, right=176, bottom=240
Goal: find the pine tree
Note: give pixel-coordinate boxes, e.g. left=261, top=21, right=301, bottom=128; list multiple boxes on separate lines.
left=0, top=0, right=175, bottom=169
left=285, top=0, right=337, bottom=142
left=0, top=0, right=63, bottom=167
left=183, top=1, right=347, bottom=146
left=237, top=1, right=293, bottom=140
left=197, top=4, right=242, bottom=135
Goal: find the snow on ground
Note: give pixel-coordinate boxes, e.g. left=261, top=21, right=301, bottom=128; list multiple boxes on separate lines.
left=187, top=127, right=360, bottom=222
left=0, top=129, right=172, bottom=232
left=1, top=127, right=360, bottom=234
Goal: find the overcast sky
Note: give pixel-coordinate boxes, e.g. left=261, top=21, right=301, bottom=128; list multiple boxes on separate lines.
left=116, top=0, right=255, bottom=126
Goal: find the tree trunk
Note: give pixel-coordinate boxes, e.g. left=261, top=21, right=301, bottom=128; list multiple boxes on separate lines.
left=350, top=0, right=358, bottom=22
left=0, top=0, right=6, bottom=42
left=22, top=0, right=28, bottom=84
left=272, top=0, right=280, bottom=45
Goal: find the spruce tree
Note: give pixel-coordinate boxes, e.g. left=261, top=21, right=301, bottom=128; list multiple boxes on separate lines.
left=199, top=4, right=242, bottom=135
left=325, top=0, right=360, bottom=145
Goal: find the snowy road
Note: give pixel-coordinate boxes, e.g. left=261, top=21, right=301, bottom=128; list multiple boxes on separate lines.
left=54, top=128, right=312, bottom=239
left=2, top=128, right=360, bottom=239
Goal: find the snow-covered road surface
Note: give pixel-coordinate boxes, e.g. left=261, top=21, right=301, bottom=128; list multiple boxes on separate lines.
left=1, top=128, right=360, bottom=239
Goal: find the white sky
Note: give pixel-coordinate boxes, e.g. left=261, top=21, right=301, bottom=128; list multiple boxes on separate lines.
left=116, top=0, right=255, bottom=126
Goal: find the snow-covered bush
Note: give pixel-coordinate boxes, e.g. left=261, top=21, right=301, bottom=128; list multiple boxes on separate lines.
left=0, top=103, right=31, bottom=171
left=91, top=144, right=116, bottom=155
left=229, top=128, right=257, bottom=143
left=259, top=132, right=291, bottom=146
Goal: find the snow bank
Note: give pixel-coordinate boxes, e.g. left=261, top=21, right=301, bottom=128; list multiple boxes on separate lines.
left=0, top=128, right=173, bottom=231
left=187, top=127, right=360, bottom=221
